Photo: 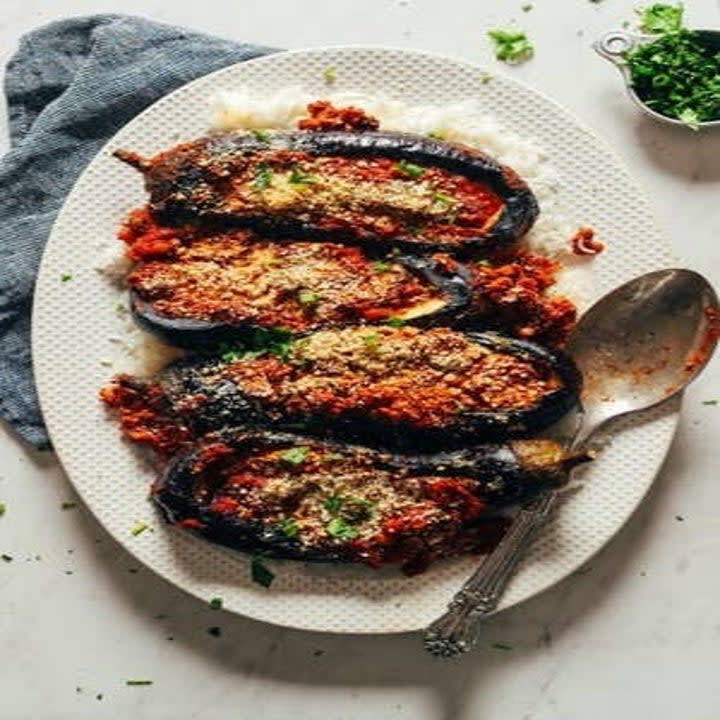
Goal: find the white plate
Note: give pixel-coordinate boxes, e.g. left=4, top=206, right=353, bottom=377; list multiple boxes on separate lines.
left=32, top=47, right=678, bottom=634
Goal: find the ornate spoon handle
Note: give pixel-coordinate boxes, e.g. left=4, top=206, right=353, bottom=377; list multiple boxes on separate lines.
left=424, top=491, right=558, bottom=658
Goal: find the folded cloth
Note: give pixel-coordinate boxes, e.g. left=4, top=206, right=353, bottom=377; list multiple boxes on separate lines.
left=0, top=14, right=274, bottom=449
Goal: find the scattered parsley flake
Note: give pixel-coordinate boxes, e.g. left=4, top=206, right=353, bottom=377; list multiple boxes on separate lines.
left=326, top=517, right=360, bottom=540
left=323, top=495, right=343, bottom=513
left=61, top=502, right=78, bottom=510
left=209, top=597, right=223, bottom=610
left=487, top=29, right=534, bottom=64
left=427, top=130, right=445, bottom=139
left=60, top=273, right=73, bottom=282
left=289, top=165, right=319, bottom=184
left=702, top=399, right=719, bottom=406
left=251, top=128, right=272, bottom=144
left=362, top=332, right=381, bottom=351
left=115, top=302, right=127, bottom=315
left=251, top=556, right=275, bottom=588
left=279, top=446, right=310, bottom=466
left=637, top=3, right=684, bottom=34
left=480, top=72, right=494, bottom=85
left=373, top=261, right=393, bottom=273
left=492, top=642, right=513, bottom=651
left=432, top=191, right=456, bottom=206
left=521, top=2, right=533, bottom=11
left=1, top=554, right=13, bottom=563
left=298, top=289, right=321, bottom=306
left=323, top=67, right=337, bottom=83
left=0, top=503, right=5, bottom=517
left=396, top=159, right=425, bottom=179
left=125, top=680, right=153, bottom=686
left=675, top=514, right=685, bottom=522
left=276, top=517, right=300, bottom=538
left=131, top=521, right=149, bottom=537
left=254, top=163, right=273, bottom=190
left=677, top=108, right=701, bottom=131
left=385, top=317, right=407, bottom=328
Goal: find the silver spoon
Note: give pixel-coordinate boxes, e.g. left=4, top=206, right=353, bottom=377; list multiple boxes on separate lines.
left=594, top=29, right=720, bottom=129
left=424, top=269, right=719, bottom=657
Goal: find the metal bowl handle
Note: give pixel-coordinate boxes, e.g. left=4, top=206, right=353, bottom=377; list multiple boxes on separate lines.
left=593, top=30, right=638, bottom=66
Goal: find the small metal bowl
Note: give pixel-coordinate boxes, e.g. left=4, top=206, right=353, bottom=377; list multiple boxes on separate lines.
left=594, top=29, right=720, bottom=129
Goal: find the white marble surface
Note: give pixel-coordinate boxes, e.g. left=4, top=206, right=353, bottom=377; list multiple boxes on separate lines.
left=1, top=1, right=719, bottom=718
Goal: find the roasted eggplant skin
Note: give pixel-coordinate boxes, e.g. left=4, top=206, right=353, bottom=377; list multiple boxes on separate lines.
left=129, top=253, right=472, bottom=349
left=154, top=429, right=589, bottom=566
left=116, top=130, right=539, bottom=256
left=136, top=331, right=581, bottom=451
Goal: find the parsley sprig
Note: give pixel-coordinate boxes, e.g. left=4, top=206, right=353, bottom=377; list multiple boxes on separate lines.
left=487, top=29, right=534, bottom=65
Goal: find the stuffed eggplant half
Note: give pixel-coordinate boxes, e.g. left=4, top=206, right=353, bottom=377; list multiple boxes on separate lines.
left=101, top=326, right=581, bottom=454
left=126, top=228, right=471, bottom=347
left=115, top=130, right=539, bottom=256
left=155, top=430, right=590, bottom=573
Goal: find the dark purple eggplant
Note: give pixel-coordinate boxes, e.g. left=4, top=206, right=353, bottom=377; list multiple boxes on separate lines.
left=115, top=130, right=539, bottom=256
left=154, top=429, right=590, bottom=570
left=128, top=246, right=472, bottom=349
left=102, top=327, right=581, bottom=453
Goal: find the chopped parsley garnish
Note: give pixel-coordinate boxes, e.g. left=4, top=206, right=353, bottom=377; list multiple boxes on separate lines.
left=396, top=159, right=425, bottom=179
left=637, top=3, right=684, bottom=34
left=115, top=302, right=127, bottom=315
left=125, top=680, right=153, bottom=686
left=487, top=29, right=534, bottom=64
left=432, top=190, right=456, bottom=206
left=61, top=502, right=78, bottom=510
left=298, top=289, right=321, bottom=306
left=279, top=445, right=310, bottom=466
left=521, top=2, right=533, bottom=11
left=1, top=554, right=13, bottom=563
left=276, top=517, right=300, bottom=538
left=251, top=556, right=275, bottom=588
left=323, top=495, right=343, bottom=513
left=385, top=317, right=407, bottom=328
left=217, top=328, right=295, bottom=364
left=326, top=517, right=360, bottom=540
left=373, top=261, right=393, bottom=273
left=492, top=642, right=513, bottom=651
left=289, top=165, right=319, bottom=185
left=702, top=399, right=719, bottom=406
left=251, top=128, right=272, bottom=144
left=624, top=6, right=720, bottom=128
left=480, top=72, right=494, bottom=85
left=427, top=130, right=445, bottom=140
left=0, top=503, right=5, bottom=517
left=323, top=67, right=337, bottom=83
left=362, top=332, right=381, bottom=351
left=209, top=597, right=223, bottom=610
left=131, top=521, right=149, bottom=537
left=60, top=273, right=73, bottom=282
left=253, top=163, right=273, bottom=190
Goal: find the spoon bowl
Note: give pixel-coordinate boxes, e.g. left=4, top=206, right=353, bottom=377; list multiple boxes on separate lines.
left=567, top=269, right=718, bottom=447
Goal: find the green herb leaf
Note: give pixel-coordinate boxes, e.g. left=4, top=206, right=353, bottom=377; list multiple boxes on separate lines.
left=323, top=67, right=337, bottom=83
left=61, top=502, right=78, bottom=511
left=131, top=521, right=149, bottom=537
left=362, top=332, right=381, bottom=351
left=480, top=72, right=494, bottom=85
left=702, top=399, right=719, bottom=406
left=326, top=517, right=360, bottom=540
left=521, top=2, right=533, bottom=11
left=209, top=597, right=223, bottom=610
left=432, top=191, right=456, bottom=206
left=1, top=554, right=13, bottom=563
left=0, top=503, right=5, bottom=517
left=125, top=680, right=153, bottom=686
left=289, top=165, right=319, bottom=185
left=396, top=159, right=425, bottom=179
left=279, top=446, right=310, bottom=466
left=276, top=517, right=300, bottom=538
left=637, top=3, right=684, bottom=34
left=298, top=289, right=321, bottom=305
left=677, top=107, right=701, bottom=130
left=323, top=495, right=343, bottom=513
left=254, top=163, right=273, bottom=190
left=60, top=273, right=73, bottom=282
left=251, top=556, right=275, bottom=588
left=427, top=130, right=445, bottom=139
left=487, top=29, right=534, bottom=64
left=373, top=261, right=393, bottom=273
left=115, top=302, right=127, bottom=315
left=385, top=317, right=407, bottom=328
left=251, top=128, right=272, bottom=144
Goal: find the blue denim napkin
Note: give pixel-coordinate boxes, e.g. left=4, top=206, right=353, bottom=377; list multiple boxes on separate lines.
left=0, top=14, right=274, bottom=449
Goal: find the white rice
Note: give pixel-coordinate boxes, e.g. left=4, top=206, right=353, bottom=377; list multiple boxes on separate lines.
left=213, top=87, right=596, bottom=306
